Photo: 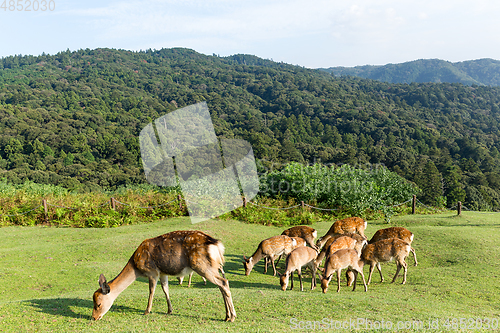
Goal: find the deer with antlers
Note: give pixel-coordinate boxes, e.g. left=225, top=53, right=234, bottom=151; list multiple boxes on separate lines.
left=91, top=230, right=236, bottom=322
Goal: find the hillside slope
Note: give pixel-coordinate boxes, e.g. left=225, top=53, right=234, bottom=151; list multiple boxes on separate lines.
left=322, top=58, right=500, bottom=86
left=2, top=48, right=500, bottom=210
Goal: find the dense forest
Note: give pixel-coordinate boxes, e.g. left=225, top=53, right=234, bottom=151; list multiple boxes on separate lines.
left=322, top=58, right=500, bottom=86
left=2, top=48, right=500, bottom=210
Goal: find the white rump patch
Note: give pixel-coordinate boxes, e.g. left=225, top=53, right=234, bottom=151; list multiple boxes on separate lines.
left=410, top=234, right=414, bottom=242
left=208, top=243, right=223, bottom=267
left=313, top=230, right=317, bottom=238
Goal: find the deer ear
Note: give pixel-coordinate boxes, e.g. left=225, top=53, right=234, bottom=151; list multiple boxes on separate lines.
left=99, top=274, right=110, bottom=294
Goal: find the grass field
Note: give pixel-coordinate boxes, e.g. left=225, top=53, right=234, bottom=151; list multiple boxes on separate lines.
left=1, top=212, right=499, bottom=332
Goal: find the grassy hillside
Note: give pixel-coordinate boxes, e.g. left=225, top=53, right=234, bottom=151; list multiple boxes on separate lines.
left=1, top=213, right=499, bottom=332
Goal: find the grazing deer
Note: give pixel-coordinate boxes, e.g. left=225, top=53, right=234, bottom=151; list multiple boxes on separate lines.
left=369, top=227, right=417, bottom=265
left=281, top=226, right=319, bottom=250
left=274, top=236, right=307, bottom=268
left=316, top=217, right=367, bottom=249
left=279, top=246, right=318, bottom=291
left=320, top=248, right=367, bottom=294
left=314, top=235, right=367, bottom=270
left=91, top=230, right=236, bottom=322
left=243, top=235, right=297, bottom=276
left=177, top=266, right=226, bottom=287
left=361, top=237, right=413, bottom=285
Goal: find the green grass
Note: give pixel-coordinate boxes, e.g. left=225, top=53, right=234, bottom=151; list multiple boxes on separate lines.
left=1, top=212, right=500, bottom=332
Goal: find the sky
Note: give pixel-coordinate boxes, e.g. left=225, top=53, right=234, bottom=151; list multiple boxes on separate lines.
left=1, top=0, right=500, bottom=68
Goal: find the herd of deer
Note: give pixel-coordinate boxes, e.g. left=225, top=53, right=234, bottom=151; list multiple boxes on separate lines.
left=91, top=217, right=417, bottom=323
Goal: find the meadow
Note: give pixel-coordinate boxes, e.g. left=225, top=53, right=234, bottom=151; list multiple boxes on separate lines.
left=1, top=212, right=499, bottom=332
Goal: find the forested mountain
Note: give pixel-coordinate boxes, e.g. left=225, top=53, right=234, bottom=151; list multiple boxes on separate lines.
left=2, top=48, right=500, bottom=210
left=322, top=58, right=500, bottom=86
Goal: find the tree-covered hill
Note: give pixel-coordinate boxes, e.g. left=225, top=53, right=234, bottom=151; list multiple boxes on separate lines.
left=322, top=58, right=500, bottom=86
left=2, top=48, right=500, bottom=210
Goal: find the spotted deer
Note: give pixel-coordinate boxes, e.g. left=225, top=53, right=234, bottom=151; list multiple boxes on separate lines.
left=279, top=246, right=319, bottom=291
left=314, top=235, right=367, bottom=270
left=361, top=237, right=414, bottom=285
left=91, top=230, right=236, bottom=322
left=369, top=227, right=417, bottom=265
left=281, top=226, right=319, bottom=250
left=316, top=217, right=367, bottom=249
left=243, top=235, right=298, bottom=276
left=320, top=248, right=368, bottom=294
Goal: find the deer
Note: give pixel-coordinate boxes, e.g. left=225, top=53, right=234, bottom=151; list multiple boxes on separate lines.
left=279, top=246, right=318, bottom=291
left=273, top=236, right=307, bottom=268
left=243, top=235, right=298, bottom=276
left=369, top=227, right=417, bottom=266
left=281, top=226, right=319, bottom=250
left=361, top=237, right=413, bottom=285
left=320, top=248, right=368, bottom=294
left=91, top=230, right=236, bottom=322
left=314, top=235, right=367, bottom=271
left=316, top=217, right=367, bottom=249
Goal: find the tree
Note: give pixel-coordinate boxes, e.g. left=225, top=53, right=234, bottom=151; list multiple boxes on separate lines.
left=415, top=160, right=443, bottom=206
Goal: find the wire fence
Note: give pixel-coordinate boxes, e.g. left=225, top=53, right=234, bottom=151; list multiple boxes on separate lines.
left=0, top=193, right=483, bottom=220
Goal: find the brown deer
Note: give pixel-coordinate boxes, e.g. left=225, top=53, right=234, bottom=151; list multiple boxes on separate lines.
left=314, top=235, right=367, bottom=270
left=369, top=227, right=417, bottom=265
left=316, top=217, right=367, bottom=249
left=273, top=236, right=307, bottom=268
left=320, top=248, right=368, bottom=294
left=279, top=246, right=318, bottom=291
left=91, top=230, right=236, bottom=322
left=281, top=226, right=319, bottom=250
left=243, top=235, right=297, bottom=276
left=361, top=237, right=413, bottom=285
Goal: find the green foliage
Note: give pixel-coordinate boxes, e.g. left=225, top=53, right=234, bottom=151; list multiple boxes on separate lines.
left=323, top=58, right=500, bottom=86
left=1, top=48, right=500, bottom=210
left=261, top=162, right=417, bottom=217
left=0, top=180, right=185, bottom=227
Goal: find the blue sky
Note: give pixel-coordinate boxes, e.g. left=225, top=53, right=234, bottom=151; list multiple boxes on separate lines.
left=1, top=0, right=499, bottom=68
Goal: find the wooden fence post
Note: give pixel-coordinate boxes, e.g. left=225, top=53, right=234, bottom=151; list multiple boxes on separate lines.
left=42, top=199, right=48, bottom=223
left=412, top=195, right=416, bottom=214
left=301, top=201, right=305, bottom=209
left=178, top=194, right=182, bottom=210
left=110, top=197, right=116, bottom=210
left=243, top=197, right=247, bottom=207
left=457, top=201, right=462, bottom=216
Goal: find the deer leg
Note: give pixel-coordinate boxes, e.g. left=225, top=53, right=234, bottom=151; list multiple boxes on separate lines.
left=355, top=268, right=368, bottom=292
left=145, top=275, right=159, bottom=315
left=392, top=260, right=408, bottom=284
left=367, top=263, right=376, bottom=285
left=275, top=254, right=282, bottom=268
left=203, top=271, right=237, bottom=322
left=346, top=269, right=355, bottom=286
left=290, top=271, right=294, bottom=290
left=270, top=255, right=278, bottom=276
left=310, top=263, right=317, bottom=290
left=411, top=247, right=418, bottom=266
left=219, top=266, right=226, bottom=279
left=159, top=274, right=173, bottom=314
left=376, top=262, right=384, bottom=283
left=264, top=257, right=268, bottom=274
left=336, top=269, right=342, bottom=292
left=298, top=268, right=304, bottom=292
